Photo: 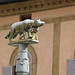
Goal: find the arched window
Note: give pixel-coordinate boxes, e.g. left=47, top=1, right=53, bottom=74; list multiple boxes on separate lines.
left=9, top=45, right=37, bottom=75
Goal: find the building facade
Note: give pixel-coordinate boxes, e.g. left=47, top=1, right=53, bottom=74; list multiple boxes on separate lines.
left=0, top=0, right=75, bottom=75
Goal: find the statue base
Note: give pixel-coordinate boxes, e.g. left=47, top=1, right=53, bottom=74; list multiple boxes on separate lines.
left=16, top=72, right=28, bottom=75
left=8, top=39, right=38, bottom=47
left=8, top=39, right=38, bottom=74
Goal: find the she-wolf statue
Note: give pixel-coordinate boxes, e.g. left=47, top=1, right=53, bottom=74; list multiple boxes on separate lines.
left=5, top=18, right=45, bottom=42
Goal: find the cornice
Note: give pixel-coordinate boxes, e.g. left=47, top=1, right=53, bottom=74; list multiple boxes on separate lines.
left=0, top=0, right=75, bottom=17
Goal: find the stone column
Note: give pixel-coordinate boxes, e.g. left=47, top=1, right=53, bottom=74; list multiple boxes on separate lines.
left=16, top=44, right=29, bottom=75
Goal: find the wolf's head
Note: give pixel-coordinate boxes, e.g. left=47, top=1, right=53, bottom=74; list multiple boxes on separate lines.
left=33, top=18, right=45, bottom=27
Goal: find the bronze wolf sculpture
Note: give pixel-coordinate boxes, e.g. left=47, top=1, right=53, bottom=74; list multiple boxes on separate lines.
left=5, top=18, right=45, bottom=41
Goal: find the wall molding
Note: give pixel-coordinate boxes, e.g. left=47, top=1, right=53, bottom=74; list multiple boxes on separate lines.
left=43, top=15, right=75, bottom=24
left=0, top=0, right=75, bottom=17
left=1, top=15, right=75, bottom=30
left=0, top=24, right=11, bottom=30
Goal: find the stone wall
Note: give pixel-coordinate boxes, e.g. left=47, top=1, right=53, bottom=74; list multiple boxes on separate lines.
left=0, top=6, right=75, bottom=75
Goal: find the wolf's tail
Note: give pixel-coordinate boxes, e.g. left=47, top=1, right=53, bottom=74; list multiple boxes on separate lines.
left=5, top=32, right=10, bottom=39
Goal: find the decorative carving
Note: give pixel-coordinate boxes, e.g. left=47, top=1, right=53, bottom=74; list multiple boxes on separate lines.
left=0, top=0, right=75, bottom=17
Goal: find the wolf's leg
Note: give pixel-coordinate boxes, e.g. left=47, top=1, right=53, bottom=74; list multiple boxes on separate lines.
left=13, top=33, right=18, bottom=39
left=35, top=33, right=38, bottom=40
left=28, top=28, right=33, bottom=39
left=23, top=30, right=27, bottom=40
left=22, top=23, right=27, bottom=40
left=8, top=28, right=14, bottom=42
left=19, top=34, right=23, bottom=40
left=31, top=33, right=38, bottom=40
left=28, top=31, right=32, bottom=38
left=5, top=31, right=10, bottom=39
left=9, top=31, right=13, bottom=42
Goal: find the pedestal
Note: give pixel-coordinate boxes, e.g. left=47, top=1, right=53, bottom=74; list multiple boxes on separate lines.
left=8, top=40, right=38, bottom=75
left=16, top=44, right=29, bottom=75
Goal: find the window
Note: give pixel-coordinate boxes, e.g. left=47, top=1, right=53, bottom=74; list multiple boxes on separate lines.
left=20, top=14, right=31, bottom=21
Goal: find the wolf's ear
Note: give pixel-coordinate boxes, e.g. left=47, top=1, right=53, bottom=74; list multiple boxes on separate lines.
left=34, top=18, right=38, bottom=22
left=34, top=18, right=38, bottom=25
left=35, top=18, right=38, bottom=21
